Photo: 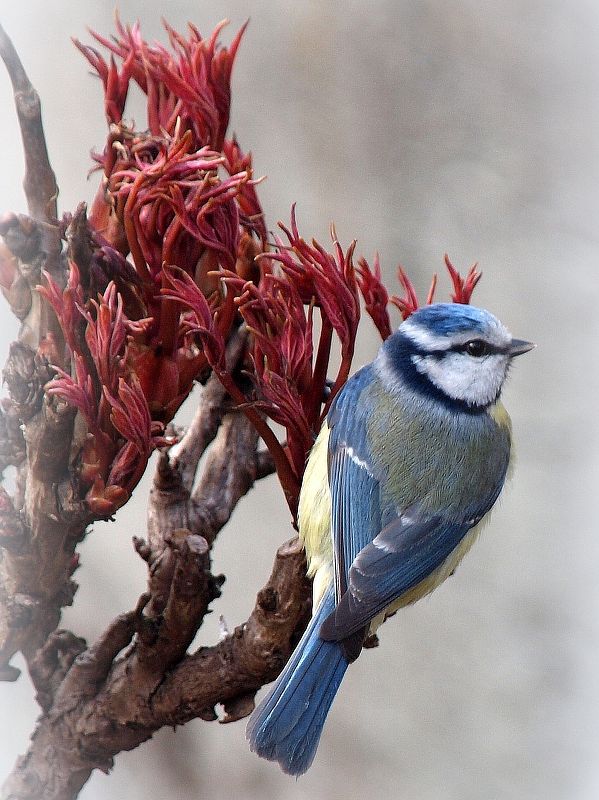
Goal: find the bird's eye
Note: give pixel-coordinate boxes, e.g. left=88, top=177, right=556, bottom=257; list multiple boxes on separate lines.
left=464, top=339, right=490, bottom=357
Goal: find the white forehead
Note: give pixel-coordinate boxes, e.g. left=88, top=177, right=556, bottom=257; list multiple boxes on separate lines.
left=401, top=312, right=512, bottom=351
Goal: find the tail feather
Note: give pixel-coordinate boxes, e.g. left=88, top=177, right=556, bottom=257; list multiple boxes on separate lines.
left=246, top=587, right=348, bottom=775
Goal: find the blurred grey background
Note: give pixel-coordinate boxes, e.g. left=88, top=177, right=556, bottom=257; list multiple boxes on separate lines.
left=1, top=2, right=598, bottom=799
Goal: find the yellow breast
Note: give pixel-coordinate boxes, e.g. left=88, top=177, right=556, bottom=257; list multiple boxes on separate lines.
left=298, top=422, right=332, bottom=607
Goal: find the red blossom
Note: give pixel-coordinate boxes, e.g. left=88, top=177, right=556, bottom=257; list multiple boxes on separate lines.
left=358, top=253, right=479, bottom=334
left=38, top=15, right=487, bottom=528
left=79, top=16, right=246, bottom=151
left=111, top=134, right=234, bottom=278
left=85, top=477, right=129, bottom=517
left=216, top=212, right=365, bottom=504
left=38, top=262, right=85, bottom=356
left=223, top=137, right=267, bottom=242
left=76, top=17, right=262, bottom=329
left=221, top=270, right=315, bottom=482
left=390, top=266, right=438, bottom=320
left=228, top=273, right=313, bottom=392
left=45, top=353, right=97, bottom=431
left=79, top=283, right=127, bottom=393
left=41, top=264, right=184, bottom=514
left=104, top=375, right=169, bottom=457
left=72, top=40, right=136, bottom=124
left=257, top=370, right=313, bottom=480
left=445, top=254, right=481, bottom=303
left=161, top=167, right=247, bottom=271
left=260, top=207, right=360, bottom=407
left=160, top=266, right=227, bottom=371
left=356, top=253, right=392, bottom=340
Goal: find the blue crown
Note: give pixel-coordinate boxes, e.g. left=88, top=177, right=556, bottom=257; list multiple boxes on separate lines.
left=407, top=303, right=496, bottom=337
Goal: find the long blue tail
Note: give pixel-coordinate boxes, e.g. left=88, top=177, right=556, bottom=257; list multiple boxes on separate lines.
left=246, top=587, right=348, bottom=775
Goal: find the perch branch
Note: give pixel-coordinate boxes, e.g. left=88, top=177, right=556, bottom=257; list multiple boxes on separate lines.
left=2, top=462, right=310, bottom=800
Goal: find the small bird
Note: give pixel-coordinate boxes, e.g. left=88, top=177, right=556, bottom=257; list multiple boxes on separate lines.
left=247, top=302, right=533, bottom=775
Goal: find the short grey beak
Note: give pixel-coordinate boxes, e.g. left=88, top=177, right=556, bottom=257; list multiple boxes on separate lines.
left=509, top=338, right=535, bottom=356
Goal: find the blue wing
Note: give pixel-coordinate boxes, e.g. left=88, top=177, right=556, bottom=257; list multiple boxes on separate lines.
left=326, top=366, right=382, bottom=603
left=319, top=512, right=470, bottom=641
left=322, top=367, right=476, bottom=648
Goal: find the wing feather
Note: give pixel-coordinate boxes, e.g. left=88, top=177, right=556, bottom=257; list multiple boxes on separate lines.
left=319, top=513, right=469, bottom=641
left=323, top=365, right=507, bottom=654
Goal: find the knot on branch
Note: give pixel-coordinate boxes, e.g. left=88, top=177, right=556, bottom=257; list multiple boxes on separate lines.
left=220, top=692, right=256, bottom=724
left=256, top=586, right=278, bottom=613
left=136, top=529, right=220, bottom=673
left=0, top=212, right=41, bottom=262
left=0, top=400, right=26, bottom=469
left=3, top=341, right=49, bottom=419
left=29, top=629, right=87, bottom=711
left=0, top=486, right=27, bottom=554
left=5, top=592, right=40, bottom=629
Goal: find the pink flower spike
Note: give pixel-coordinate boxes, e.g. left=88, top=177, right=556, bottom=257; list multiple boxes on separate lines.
left=425, top=273, right=438, bottom=305
left=82, top=17, right=248, bottom=150
left=222, top=136, right=267, bottom=241
left=38, top=263, right=86, bottom=355
left=161, top=266, right=226, bottom=370
left=390, top=265, right=421, bottom=320
left=80, top=282, right=127, bottom=392
left=263, top=209, right=360, bottom=359
left=45, top=353, right=98, bottom=431
left=444, top=254, right=481, bottom=304
left=103, top=375, right=153, bottom=456
left=356, top=254, right=392, bottom=340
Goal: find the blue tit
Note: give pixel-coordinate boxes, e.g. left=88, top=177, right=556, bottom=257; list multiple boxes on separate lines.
left=247, top=302, right=533, bottom=776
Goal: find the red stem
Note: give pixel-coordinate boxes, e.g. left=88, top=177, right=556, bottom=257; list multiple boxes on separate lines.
left=122, top=180, right=152, bottom=283
left=215, top=371, right=301, bottom=521
left=321, top=342, right=354, bottom=421
left=306, top=315, right=332, bottom=430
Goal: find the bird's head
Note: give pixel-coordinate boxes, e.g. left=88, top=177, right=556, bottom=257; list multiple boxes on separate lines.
left=378, top=303, right=534, bottom=411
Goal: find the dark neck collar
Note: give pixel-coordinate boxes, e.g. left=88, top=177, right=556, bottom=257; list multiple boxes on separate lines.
left=379, top=332, right=493, bottom=416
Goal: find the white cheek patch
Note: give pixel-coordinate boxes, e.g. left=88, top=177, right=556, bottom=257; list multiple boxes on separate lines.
left=412, top=352, right=509, bottom=406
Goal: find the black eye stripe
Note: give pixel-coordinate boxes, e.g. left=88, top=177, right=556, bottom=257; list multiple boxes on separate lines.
left=408, top=339, right=506, bottom=359
left=451, top=339, right=502, bottom=357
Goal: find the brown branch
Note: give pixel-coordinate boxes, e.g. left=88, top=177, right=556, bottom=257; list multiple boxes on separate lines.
left=28, top=630, right=87, bottom=712
left=0, top=213, right=65, bottom=351
left=0, top=342, right=90, bottom=679
left=255, top=447, right=276, bottom=480
left=2, top=313, right=308, bottom=797
left=141, top=406, right=262, bottom=669
left=0, top=214, right=89, bottom=681
left=142, top=332, right=250, bottom=637
left=190, top=408, right=261, bottom=545
left=2, top=537, right=309, bottom=799
left=0, top=395, right=26, bottom=473
left=0, top=24, right=64, bottom=351
left=0, top=23, right=58, bottom=224
left=135, top=529, right=219, bottom=673
left=152, top=537, right=311, bottom=723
